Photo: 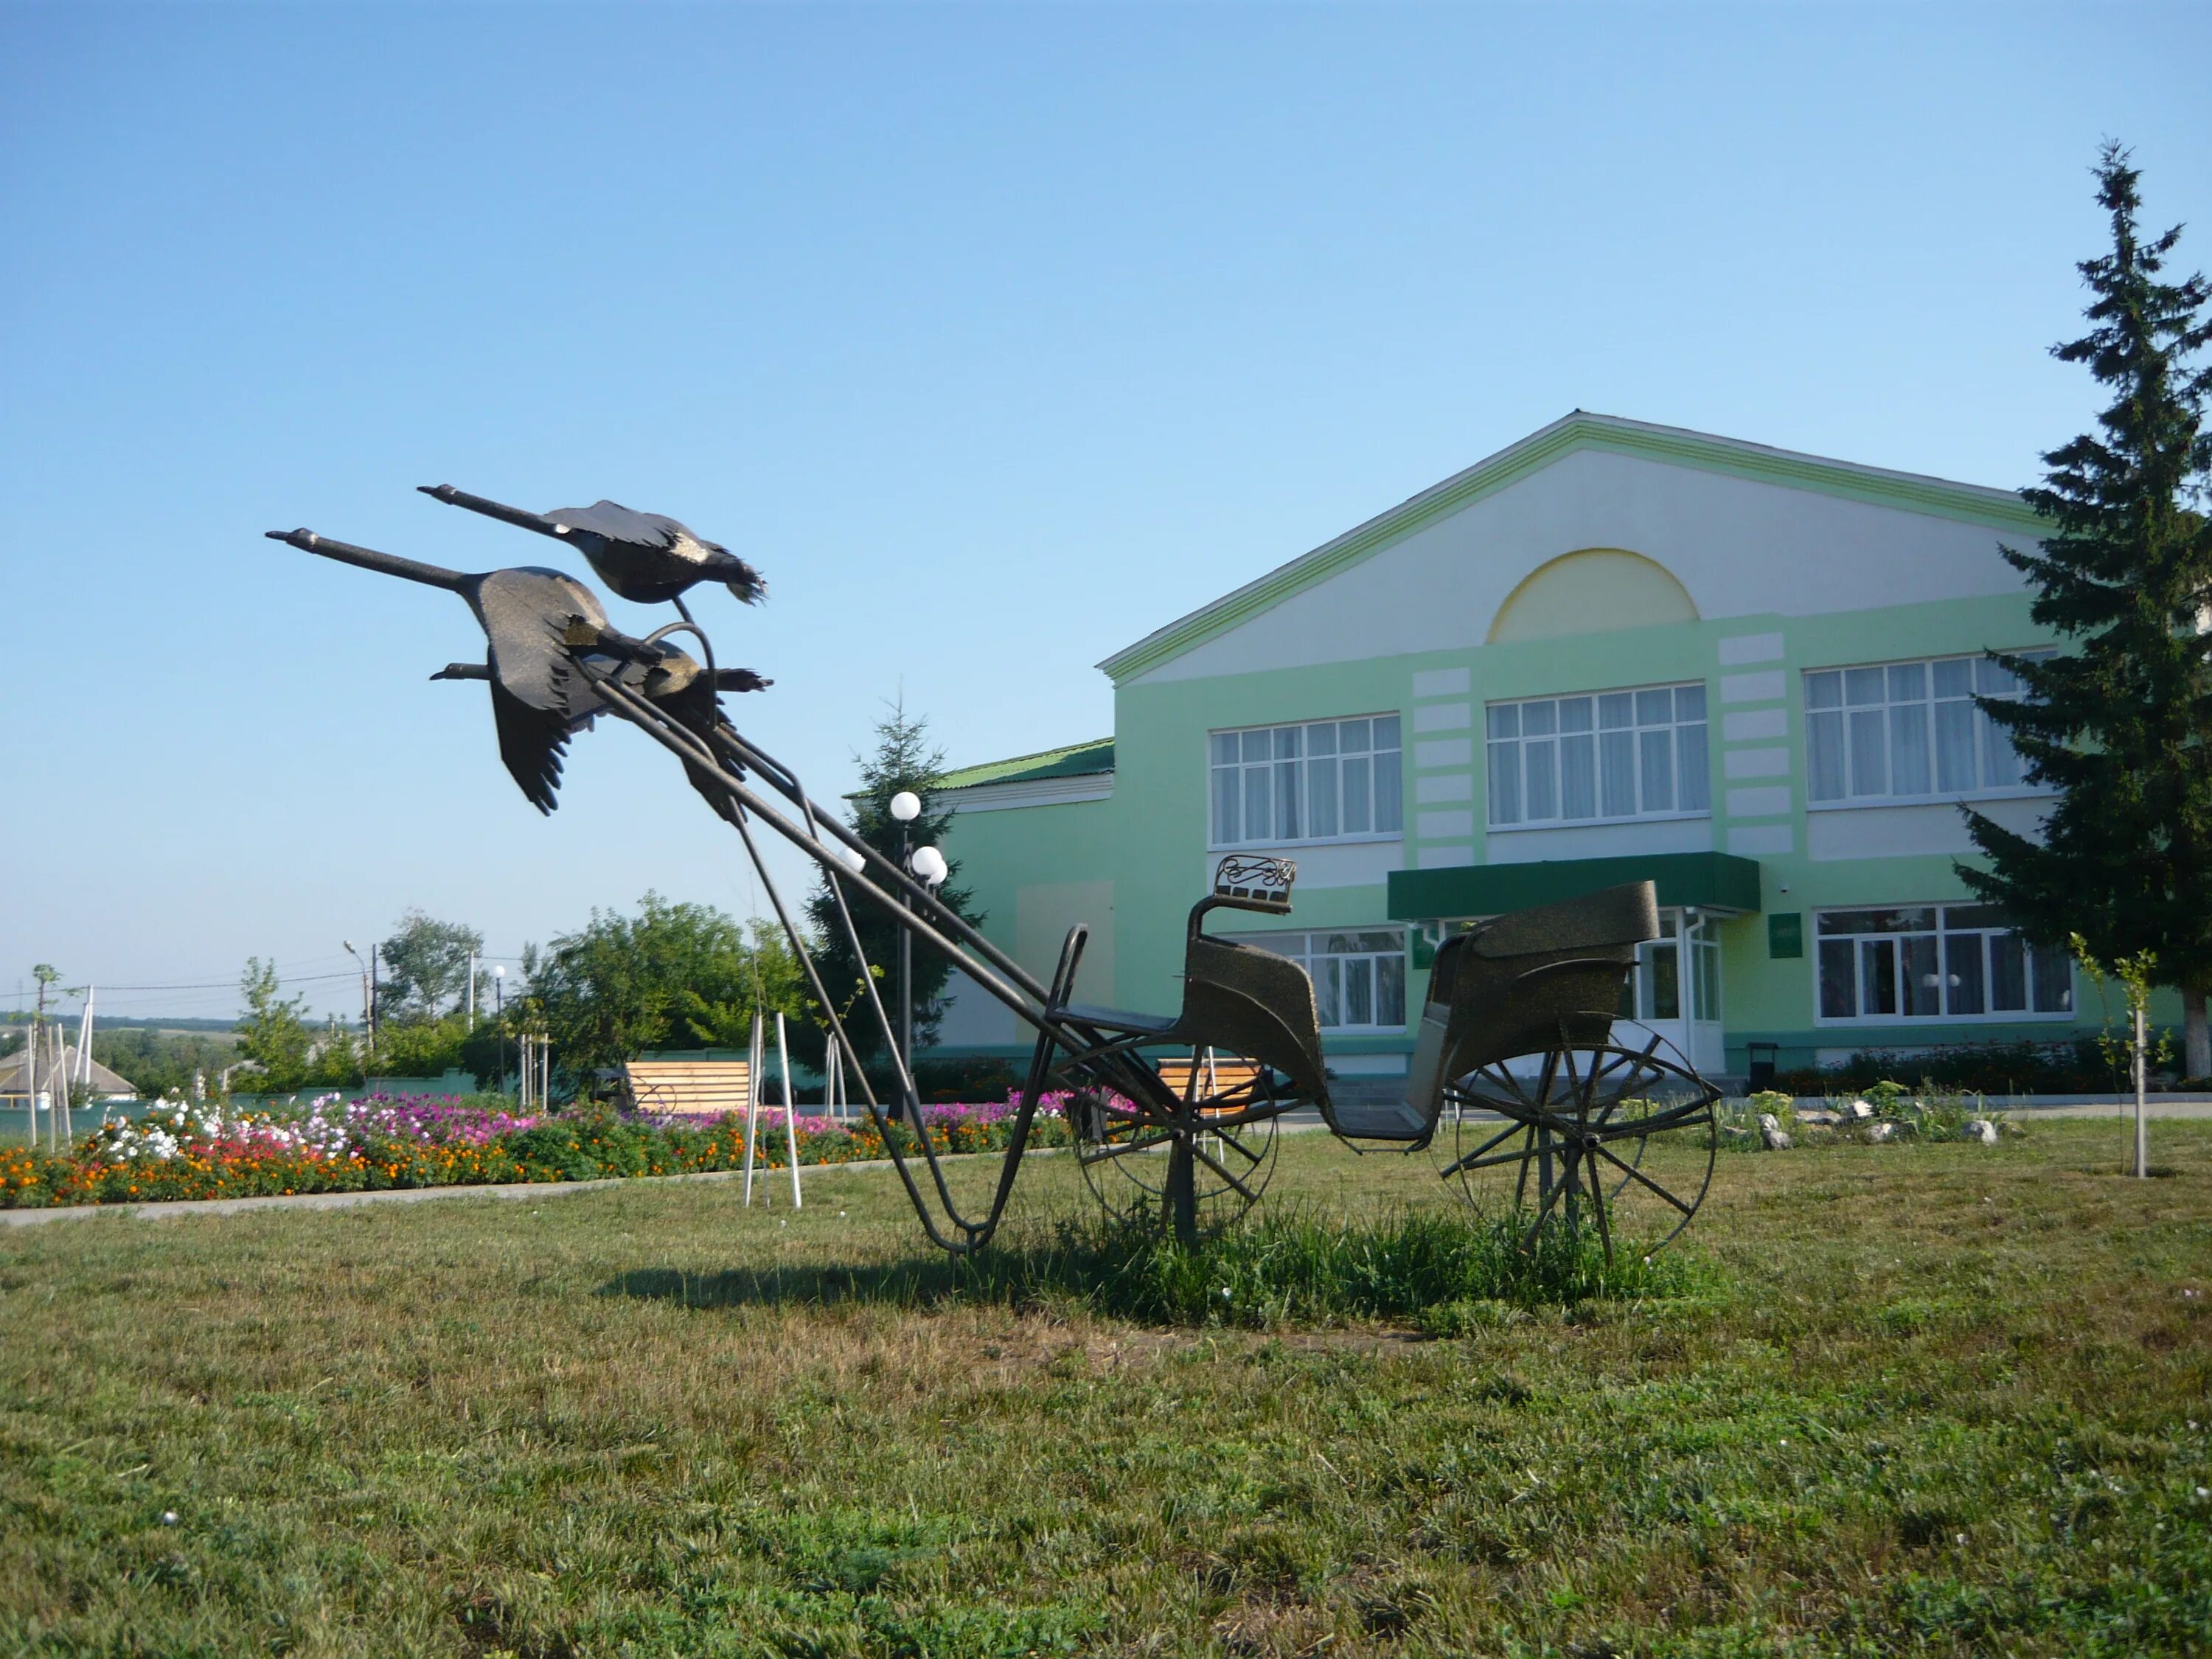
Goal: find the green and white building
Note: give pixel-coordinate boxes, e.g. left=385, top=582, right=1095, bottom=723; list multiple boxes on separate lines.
left=928, top=412, right=2135, bottom=1088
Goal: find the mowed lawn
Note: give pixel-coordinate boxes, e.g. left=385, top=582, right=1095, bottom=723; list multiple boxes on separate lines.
left=3, top=1121, right=2209, bottom=1658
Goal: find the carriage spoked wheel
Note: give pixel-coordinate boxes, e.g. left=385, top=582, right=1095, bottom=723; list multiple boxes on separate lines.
left=1071, top=1048, right=1282, bottom=1246
left=1434, top=1022, right=1719, bottom=1259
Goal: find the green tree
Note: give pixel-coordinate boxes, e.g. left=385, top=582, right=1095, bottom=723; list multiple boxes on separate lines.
left=1961, top=145, right=2212, bottom=1079
left=377, top=911, right=485, bottom=1023
left=531, top=893, right=817, bottom=1077
left=90, top=1028, right=246, bottom=1097
left=804, top=700, right=983, bottom=1068
left=304, top=1018, right=365, bottom=1088
left=367, top=1015, right=468, bottom=1080
left=679, top=920, right=822, bottom=1061
left=234, top=958, right=313, bottom=1092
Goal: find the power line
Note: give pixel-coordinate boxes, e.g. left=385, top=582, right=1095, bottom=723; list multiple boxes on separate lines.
left=52, top=970, right=363, bottom=993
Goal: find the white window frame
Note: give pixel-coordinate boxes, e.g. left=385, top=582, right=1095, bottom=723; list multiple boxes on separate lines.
left=1804, top=650, right=2053, bottom=810
left=1812, top=903, right=2074, bottom=1026
left=1225, top=928, right=1410, bottom=1032
left=1208, top=715, right=1403, bottom=850
left=1485, top=681, right=1711, bottom=832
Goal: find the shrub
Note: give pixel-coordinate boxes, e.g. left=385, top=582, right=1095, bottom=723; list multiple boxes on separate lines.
left=1773, top=1035, right=2178, bottom=1097
left=959, top=1204, right=1699, bottom=1329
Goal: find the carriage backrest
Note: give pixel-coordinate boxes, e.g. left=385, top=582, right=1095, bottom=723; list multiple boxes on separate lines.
left=1180, top=933, right=1330, bottom=1102
left=1172, top=855, right=1329, bottom=1102
left=1429, top=882, right=1659, bottom=1079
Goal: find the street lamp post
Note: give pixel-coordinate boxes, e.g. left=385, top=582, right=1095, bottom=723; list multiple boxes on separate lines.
left=889, top=791, right=922, bottom=1093
left=343, top=939, right=375, bottom=1057
left=493, top=965, right=507, bottom=1094
left=888, top=789, right=951, bottom=1119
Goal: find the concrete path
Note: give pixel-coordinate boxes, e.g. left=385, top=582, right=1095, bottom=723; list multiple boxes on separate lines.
left=0, top=1150, right=1012, bottom=1231
left=2010, top=1100, right=2212, bottom=1120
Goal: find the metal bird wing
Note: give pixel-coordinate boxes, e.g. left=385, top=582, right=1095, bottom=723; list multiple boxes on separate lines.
left=489, top=676, right=577, bottom=815
left=470, top=568, right=611, bottom=814
left=547, top=501, right=698, bottom=556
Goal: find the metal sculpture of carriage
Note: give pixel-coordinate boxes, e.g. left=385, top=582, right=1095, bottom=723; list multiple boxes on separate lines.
left=268, top=488, right=1722, bottom=1253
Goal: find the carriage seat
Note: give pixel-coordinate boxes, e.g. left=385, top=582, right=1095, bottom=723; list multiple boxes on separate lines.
left=1169, top=857, right=1329, bottom=1105
left=1051, top=857, right=1329, bottom=1110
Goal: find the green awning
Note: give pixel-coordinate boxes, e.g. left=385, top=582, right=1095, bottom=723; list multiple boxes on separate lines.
left=1386, top=852, right=1764, bottom=920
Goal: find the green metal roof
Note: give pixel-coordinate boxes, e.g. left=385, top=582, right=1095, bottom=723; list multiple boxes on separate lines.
left=937, top=737, right=1115, bottom=792
left=1387, top=852, right=1764, bottom=921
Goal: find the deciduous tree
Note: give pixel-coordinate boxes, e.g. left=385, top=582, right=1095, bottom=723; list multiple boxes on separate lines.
left=378, top=911, right=485, bottom=1022
left=531, top=894, right=816, bottom=1077
left=234, top=958, right=312, bottom=1092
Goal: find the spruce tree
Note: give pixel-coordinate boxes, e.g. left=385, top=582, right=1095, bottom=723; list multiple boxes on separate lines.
left=805, top=700, right=981, bottom=1069
left=1961, top=143, right=2212, bottom=1077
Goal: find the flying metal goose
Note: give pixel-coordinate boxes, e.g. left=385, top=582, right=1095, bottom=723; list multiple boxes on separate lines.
left=265, top=528, right=675, bottom=815
left=417, top=484, right=765, bottom=607
left=430, top=661, right=772, bottom=694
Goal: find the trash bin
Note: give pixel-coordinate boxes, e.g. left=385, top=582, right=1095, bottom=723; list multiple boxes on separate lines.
left=1745, top=1042, right=1779, bottom=1093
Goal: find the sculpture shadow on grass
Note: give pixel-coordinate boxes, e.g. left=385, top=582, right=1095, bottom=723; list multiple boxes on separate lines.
left=601, top=1258, right=978, bottom=1313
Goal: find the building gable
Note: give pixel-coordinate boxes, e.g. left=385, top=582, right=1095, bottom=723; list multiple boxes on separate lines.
left=1100, top=413, right=2042, bottom=686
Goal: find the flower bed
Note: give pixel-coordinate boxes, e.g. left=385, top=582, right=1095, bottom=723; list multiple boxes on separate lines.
left=0, top=1091, right=1076, bottom=1210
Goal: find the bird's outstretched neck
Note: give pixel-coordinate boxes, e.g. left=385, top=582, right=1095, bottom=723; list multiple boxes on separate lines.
left=265, top=529, right=470, bottom=592
left=418, top=484, right=559, bottom=539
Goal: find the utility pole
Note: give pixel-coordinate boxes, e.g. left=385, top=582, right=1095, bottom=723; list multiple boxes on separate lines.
left=30, top=964, right=58, bottom=1152
left=466, top=951, right=478, bottom=1025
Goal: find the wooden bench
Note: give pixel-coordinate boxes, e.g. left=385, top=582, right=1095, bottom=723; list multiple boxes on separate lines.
left=1155, top=1057, right=1265, bottom=1112
left=624, top=1058, right=752, bottom=1120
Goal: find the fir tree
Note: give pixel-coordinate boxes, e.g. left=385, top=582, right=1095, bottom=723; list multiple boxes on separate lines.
left=1961, top=143, right=2212, bottom=1077
left=805, top=699, right=981, bottom=1071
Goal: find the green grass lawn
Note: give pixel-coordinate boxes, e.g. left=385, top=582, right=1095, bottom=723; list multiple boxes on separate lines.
left=2, top=1121, right=2208, bottom=1657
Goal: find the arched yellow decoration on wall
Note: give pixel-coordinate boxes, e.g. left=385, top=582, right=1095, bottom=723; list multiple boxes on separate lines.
left=1486, top=548, right=1700, bottom=644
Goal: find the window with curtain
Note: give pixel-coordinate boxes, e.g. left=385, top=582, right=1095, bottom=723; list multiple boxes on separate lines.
left=1815, top=905, right=2072, bottom=1023
left=1224, top=929, right=1408, bottom=1030
left=1805, top=652, right=2051, bottom=804
left=1486, top=683, right=1709, bottom=828
left=1208, top=716, right=1402, bottom=846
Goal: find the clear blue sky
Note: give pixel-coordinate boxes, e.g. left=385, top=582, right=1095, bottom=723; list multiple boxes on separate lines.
left=4, top=1, right=2206, bottom=1023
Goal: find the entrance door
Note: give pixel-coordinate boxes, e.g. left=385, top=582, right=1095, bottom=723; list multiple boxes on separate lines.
left=1626, top=908, right=1725, bottom=1074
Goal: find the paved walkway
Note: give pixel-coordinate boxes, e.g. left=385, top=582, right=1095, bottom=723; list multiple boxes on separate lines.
left=2013, top=1100, right=2212, bottom=1120
left=0, top=1150, right=1004, bottom=1231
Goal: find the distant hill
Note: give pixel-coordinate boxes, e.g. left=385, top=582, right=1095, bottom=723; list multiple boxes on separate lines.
left=0, top=1014, right=239, bottom=1033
